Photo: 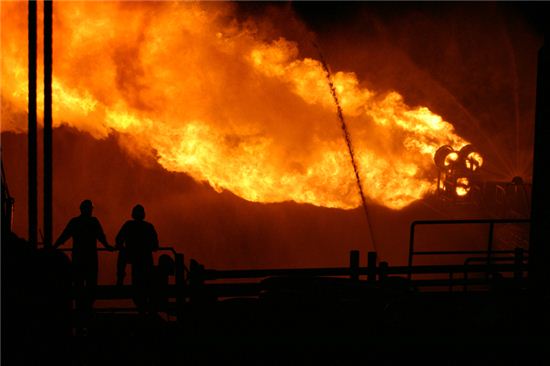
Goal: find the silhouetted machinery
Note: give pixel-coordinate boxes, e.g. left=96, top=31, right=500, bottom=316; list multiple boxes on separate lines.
left=433, top=144, right=530, bottom=217
left=1, top=159, right=15, bottom=234
left=434, top=144, right=483, bottom=202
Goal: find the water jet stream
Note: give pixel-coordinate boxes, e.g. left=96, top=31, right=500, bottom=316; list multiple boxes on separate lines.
left=316, top=45, right=377, bottom=253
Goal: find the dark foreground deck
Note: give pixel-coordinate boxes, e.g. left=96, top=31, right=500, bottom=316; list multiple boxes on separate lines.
left=3, top=222, right=549, bottom=365
left=66, top=289, right=550, bottom=365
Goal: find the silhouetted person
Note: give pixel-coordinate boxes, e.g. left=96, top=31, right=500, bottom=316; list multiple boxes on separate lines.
left=53, top=199, right=115, bottom=326
left=116, top=204, right=159, bottom=315
left=116, top=248, right=127, bottom=286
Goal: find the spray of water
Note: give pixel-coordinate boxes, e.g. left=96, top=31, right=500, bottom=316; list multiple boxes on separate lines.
left=316, top=47, right=377, bottom=253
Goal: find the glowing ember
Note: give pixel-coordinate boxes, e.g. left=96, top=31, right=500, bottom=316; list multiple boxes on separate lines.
left=1, top=2, right=469, bottom=210
left=465, top=152, right=484, bottom=171
left=455, top=177, right=471, bottom=197
left=444, top=152, right=459, bottom=167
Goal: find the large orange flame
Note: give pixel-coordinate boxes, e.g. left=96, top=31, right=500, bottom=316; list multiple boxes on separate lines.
left=1, top=2, right=468, bottom=210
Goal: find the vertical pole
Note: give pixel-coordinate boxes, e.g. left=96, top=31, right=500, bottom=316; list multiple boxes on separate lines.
left=514, top=247, right=524, bottom=282
left=379, top=261, right=388, bottom=282
left=367, top=251, right=377, bottom=283
left=349, top=250, right=359, bottom=281
left=463, top=267, right=469, bottom=292
left=529, top=43, right=550, bottom=293
left=408, top=222, right=416, bottom=280
left=174, top=253, right=185, bottom=324
left=486, top=222, right=494, bottom=277
left=189, top=259, right=204, bottom=303
left=43, top=0, right=53, bottom=248
left=1, top=161, right=15, bottom=234
left=28, top=0, right=38, bottom=247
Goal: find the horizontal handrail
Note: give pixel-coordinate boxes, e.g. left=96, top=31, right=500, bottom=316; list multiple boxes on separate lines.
left=58, top=245, right=190, bottom=280
left=408, top=219, right=530, bottom=279
left=410, top=219, right=530, bottom=227
left=202, top=263, right=526, bottom=280
left=413, top=250, right=518, bottom=256
left=57, top=246, right=177, bottom=255
left=90, top=262, right=529, bottom=300
left=464, top=256, right=528, bottom=266
left=204, top=267, right=351, bottom=280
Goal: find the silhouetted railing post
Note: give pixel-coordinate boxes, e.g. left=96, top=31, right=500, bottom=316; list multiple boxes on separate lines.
left=367, top=252, right=377, bottom=283
left=174, top=253, right=185, bottom=323
left=408, top=222, right=416, bottom=280
left=486, top=222, right=495, bottom=276
left=379, top=261, right=388, bottom=282
left=529, top=43, right=550, bottom=293
left=189, top=259, right=204, bottom=303
left=514, top=247, right=524, bottom=282
left=349, top=250, right=359, bottom=281
left=463, top=265, right=469, bottom=292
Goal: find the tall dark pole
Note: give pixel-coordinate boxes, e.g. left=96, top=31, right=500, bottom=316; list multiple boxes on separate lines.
left=28, top=0, right=37, bottom=247
left=529, top=42, right=549, bottom=293
left=44, top=0, right=53, bottom=248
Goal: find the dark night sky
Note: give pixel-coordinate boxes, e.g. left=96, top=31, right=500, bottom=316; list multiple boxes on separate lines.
left=236, top=1, right=544, bottom=180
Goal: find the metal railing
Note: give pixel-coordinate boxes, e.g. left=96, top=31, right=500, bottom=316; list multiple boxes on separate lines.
left=462, top=247, right=527, bottom=291
left=407, top=218, right=530, bottom=279
left=51, top=219, right=532, bottom=321
left=185, top=250, right=528, bottom=298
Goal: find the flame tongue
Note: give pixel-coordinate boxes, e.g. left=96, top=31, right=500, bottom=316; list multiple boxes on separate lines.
left=1, top=2, right=468, bottom=210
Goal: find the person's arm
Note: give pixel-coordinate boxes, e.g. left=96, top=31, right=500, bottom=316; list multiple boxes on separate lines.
left=115, top=222, right=127, bottom=250
left=96, top=219, right=116, bottom=251
left=53, top=219, right=74, bottom=249
left=151, top=224, right=159, bottom=252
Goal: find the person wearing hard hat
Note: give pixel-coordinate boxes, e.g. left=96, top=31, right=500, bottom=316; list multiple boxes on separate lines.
left=115, top=204, right=159, bottom=315
left=54, top=199, right=115, bottom=322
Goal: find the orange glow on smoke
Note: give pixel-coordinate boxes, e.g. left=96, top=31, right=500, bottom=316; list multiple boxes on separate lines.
left=1, top=2, right=469, bottom=210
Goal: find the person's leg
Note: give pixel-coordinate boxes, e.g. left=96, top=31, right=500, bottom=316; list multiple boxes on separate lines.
left=143, top=257, right=156, bottom=315
left=79, top=258, right=98, bottom=329
left=72, top=264, right=85, bottom=312
left=132, top=263, right=147, bottom=315
left=84, top=258, right=98, bottom=310
left=116, top=249, right=127, bottom=286
left=72, top=265, right=86, bottom=334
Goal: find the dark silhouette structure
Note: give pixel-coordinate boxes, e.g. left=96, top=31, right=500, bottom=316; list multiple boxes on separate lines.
left=54, top=199, right=114, bottom=321
left=153, top=254, right=175, bottom=313
left=2, top=166, right=72, bottom=365
left=529, top=43, right=550, bottom=293
left=28, top=0, right=37, bottom=247
left=43, top=0, right=53, bottom=248
left=116, top=204, right=160, bottom=315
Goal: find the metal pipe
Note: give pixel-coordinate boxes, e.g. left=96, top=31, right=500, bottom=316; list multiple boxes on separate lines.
left=528, top=43, right=550, bottom=292
left=415, top=250, right=517, bottom=256
left=349, top=250, right=359, bottom=281
left=28, top=0, right=37, bottom=247
left=367, top=251, right=377, bottom=282
left=43, top=0, right=53, bottom=248
left=407, top=221, right=415, bottom=280
left=486, top=222, right=494, bottom=276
